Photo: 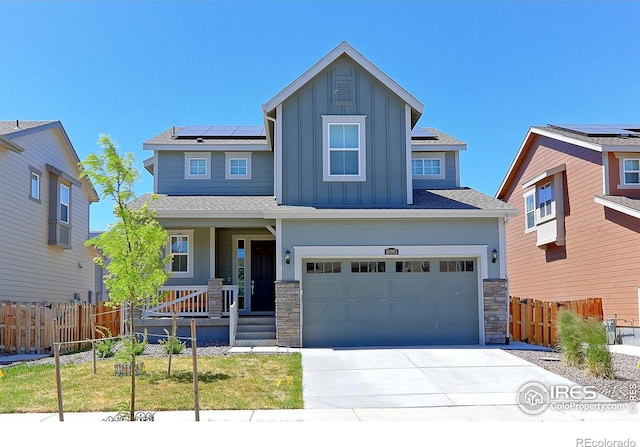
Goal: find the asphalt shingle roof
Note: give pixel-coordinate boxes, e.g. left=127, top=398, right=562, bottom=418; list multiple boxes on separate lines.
left=0, top=121, right=55, bottom=136
left=595, top=195, right=640, bottom=213
left=533, top=125, right=640, bottom=147
left=131, top=188, right=515, bottom=214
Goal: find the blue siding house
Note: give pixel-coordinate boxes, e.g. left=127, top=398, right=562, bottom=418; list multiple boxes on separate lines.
left=135, top=42, right=516, bottom=348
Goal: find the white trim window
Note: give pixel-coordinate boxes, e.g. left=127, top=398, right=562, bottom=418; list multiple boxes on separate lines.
left=59, top=183, right=70, bottom=224
left=29, top=168, right=41, bottom=201
left=537, top=182, right=554, bottom=221
left=411, top=152, right=445, bottom=179
left=225, top=152, right=252, bottom=180
left=184, top=152, right=211, bottom=180
left=322, top=115, right=366, bottom=182
left=168, top=230, right=194, bottom=278
left=524, top=190, right=535, bottom=232
left=623, top=158, right=640, bottom=185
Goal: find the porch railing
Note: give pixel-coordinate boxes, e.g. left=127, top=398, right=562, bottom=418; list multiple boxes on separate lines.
left=221, top=285, right=238, bottom=316
left=141, top=286, right=209, bottom=317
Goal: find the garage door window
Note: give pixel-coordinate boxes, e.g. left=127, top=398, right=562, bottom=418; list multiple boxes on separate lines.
left=351, top=261, right=385, bottom=273
left=395, top=261, right=430, bottom=273
left=440, top=260, right=474, bottom=272
left=306, top=262, right=342, bottom=274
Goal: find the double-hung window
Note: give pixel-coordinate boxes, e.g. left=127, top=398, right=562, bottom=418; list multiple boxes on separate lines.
left=524, top=190, right=535, bottom=232
left=322, top=115, right=366, bottom=182
left=623, top=159, right=640, bottom=185
left=168, top=230, right=194, bottom=278
left=60, top=183, right=70, bottom=224
left=537, top=182, right=554, bottom=220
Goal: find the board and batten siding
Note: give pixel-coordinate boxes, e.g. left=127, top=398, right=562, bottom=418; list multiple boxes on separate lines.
left=280, top=56, right=408, bottom=206
left=0, top=128, right=96, bottom=303
left=502, top=134, right=640, bottom=323
left=156, top=151, right=273, bottom=195
left=279, top=218, right=501, bottom=281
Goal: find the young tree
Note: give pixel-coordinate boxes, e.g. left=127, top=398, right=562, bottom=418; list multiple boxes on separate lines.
left=81, top=135, right=171, bottom=421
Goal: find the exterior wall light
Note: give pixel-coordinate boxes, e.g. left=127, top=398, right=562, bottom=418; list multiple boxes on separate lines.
left=492, top=249, right=498, bottom=264
left=285, top=249, right=291, bottom=265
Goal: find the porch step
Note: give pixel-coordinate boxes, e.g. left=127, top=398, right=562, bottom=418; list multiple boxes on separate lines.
left=234, top=316, right=277, bottom=347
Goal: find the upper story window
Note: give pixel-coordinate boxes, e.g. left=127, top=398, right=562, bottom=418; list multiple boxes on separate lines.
left=168, top=230, right=194, bottom=278
left=184, top=152, right=211, bottom=180
left=411, top=153, right=445, bottom=179
left=225, top=152, right=252, bottom=180
left=29, top=167, right=41, bottom=202
left=537, top=182, right=554, bottom=221
left=322, top=115, right=366, bottom=182
left=524, top=190, right=535, bottom=232
left=623, top=159, right=640, bottom=185
left=59, top=183, right=70, bottom=224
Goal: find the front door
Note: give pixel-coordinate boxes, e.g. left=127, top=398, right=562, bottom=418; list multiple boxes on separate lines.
left=250, top=240, right=275, bottom=312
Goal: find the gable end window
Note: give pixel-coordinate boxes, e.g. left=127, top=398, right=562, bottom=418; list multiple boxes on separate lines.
left=29, top=166, right=41, bottom=202
left=184, top=152, right=211, bottom=180
left=225, top=152, right=252, bottom=180
left=168, top=230, right=194, bottom=278
left=60, top=183, right=70, bottom=224
left=537, top=182, right=554, bottom=221
left=322, top=115, right=366, bottom=182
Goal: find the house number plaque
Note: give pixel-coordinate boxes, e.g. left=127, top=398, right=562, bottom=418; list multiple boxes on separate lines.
left=385, top=248, right=399, bottom=255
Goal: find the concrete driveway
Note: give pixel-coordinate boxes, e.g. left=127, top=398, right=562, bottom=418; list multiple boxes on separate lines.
left=301, top=345, right=582, bottom=409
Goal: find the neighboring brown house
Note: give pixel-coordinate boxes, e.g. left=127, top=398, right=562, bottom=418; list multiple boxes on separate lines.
left=497, top=124, right=640, bottom=327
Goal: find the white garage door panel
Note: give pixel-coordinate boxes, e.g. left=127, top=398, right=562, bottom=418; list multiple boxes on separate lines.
left=302, top=258, right=480, bottom=347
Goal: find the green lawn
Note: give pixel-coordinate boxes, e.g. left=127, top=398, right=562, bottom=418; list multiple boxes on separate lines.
left=0, top=354, right=303, bottom=413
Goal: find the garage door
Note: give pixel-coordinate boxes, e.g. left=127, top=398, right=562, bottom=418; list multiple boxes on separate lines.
left=302, top=258, right=479, bottom=347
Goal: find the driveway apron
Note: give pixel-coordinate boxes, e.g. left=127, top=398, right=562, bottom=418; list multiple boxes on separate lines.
left=301, top=346, right=581, bottom=409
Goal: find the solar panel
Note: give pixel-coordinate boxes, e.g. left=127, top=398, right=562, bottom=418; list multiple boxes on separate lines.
left=174, top=126, right=212, bottom=137
left=411, top=127, right=438, bottom=139
left=550, top=124, right=640, bottom=137
left=174, top=125, right=266, bottom=139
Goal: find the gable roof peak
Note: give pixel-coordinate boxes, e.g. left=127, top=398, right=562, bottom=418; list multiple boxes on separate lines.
left=263, top=41, right=423, bottom=119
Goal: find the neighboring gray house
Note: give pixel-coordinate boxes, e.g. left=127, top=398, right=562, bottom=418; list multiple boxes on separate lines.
left=136, top=42, right=516, bottom=347
left=0, top=121, right=99, bottom=304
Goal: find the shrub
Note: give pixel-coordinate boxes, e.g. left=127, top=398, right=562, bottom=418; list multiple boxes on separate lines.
left=116, top=330, right=148, bottom=362
left=159, top=328, right=186, bottom=355
left=95, top=326, right=116, bottom=358
left=582, top=317, right=614, bottom=378
left=556, top=310, right=614, bottom=378
left=556, top=310, right=584, bottom=367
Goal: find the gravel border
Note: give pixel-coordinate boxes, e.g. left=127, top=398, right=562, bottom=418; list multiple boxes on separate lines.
left=505, top=349, right=640, bottom=403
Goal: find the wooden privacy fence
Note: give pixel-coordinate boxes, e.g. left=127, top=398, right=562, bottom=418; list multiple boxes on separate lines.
left=0, top=301, right=121, bottom=354
left=509, top=297, right=604, bottom=348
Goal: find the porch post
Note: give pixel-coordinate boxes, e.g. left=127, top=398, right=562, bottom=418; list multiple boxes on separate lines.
left=483, top=279, right=508, bottom=344
left=275, top=281, right=301, bottom=348
left=207, top=278, right=223, bottom=318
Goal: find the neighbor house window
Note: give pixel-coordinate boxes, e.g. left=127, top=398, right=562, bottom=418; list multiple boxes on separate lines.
left=524, top=190, right=535, bottom=232
left=322, top=115, right=366, bottom=182
left=29, top=167, right=41, bottom=201
left=59, top=183, right=70, bottom=224
left=537, top=182, right=554, bottom=220
left=225, top=152, right=252, bottom=180
left=623, top=159, right=640, bottom=185
left=168, top=230, right=194, bottom=277
left=184, top=152, right=211, bottom=180
left=411, top=153, right=445, bottom=179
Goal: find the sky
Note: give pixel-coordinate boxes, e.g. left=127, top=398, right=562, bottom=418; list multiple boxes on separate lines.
left=1, top=0, right=639, bottom=231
